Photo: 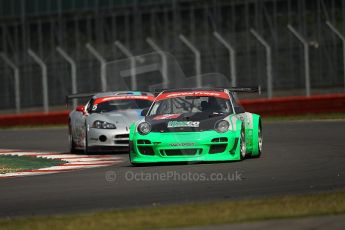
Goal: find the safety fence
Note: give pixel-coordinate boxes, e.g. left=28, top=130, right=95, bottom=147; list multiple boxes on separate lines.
left=1, top=0, right=345, bottom=113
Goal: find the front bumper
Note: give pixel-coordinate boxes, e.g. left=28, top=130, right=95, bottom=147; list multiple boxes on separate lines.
left=130, top=130, right=240, bottom=163
left=88, top=128, right=129, bottom=149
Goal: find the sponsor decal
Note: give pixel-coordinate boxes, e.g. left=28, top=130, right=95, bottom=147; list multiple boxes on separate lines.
left=94, top=95, right=154, bottom=105
left=156, top=91, right=229, bottom=101
left=153, top=114, right=181, bottom=120
left=169, top=143, right=195, bottom=147
left=167, top=121, right=200, bottom=128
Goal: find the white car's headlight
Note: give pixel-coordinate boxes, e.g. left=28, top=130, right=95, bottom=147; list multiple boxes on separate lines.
left=92, top=120, right=116, bottom=129
left=138, top=122, right=151, bottom=135
left=215, top=120, right=229, bottom=133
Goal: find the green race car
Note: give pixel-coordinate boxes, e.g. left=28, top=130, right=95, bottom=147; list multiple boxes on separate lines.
left=129, top=88, right=262, bottom=165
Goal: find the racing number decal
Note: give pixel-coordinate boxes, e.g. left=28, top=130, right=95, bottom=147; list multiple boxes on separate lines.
left=167, top=121, right=200, bottom=128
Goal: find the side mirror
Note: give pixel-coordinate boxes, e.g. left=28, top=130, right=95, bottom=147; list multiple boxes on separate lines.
left=141, top=109, right=149, bottom=116
left=76, top=105, right=85, bottom=113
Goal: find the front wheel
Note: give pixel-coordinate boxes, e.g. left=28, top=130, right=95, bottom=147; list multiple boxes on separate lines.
left=257, top=122, right=263, bottom=157
left=83, top=123, right=90, bottom=154
left=239, top=127, right=246, bottom=160
left=68, top=124, right=77, bottom=153
left=251, top=121, right=262, bottom=158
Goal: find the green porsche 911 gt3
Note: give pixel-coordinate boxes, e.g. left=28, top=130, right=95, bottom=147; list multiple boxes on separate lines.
left=129, top=88, right=262, bottom=165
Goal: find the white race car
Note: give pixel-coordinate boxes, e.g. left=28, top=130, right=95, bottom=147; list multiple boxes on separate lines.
left=67, top=91, right=154, bottom=153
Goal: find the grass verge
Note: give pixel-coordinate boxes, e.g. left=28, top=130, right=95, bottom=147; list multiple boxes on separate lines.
left=0, top=192, right=344, bottom=230
left=0, top=155, right=66, bottom=174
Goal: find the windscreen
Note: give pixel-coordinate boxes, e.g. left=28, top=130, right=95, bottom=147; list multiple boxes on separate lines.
left=149, top=95, right=232, bottom=116
left=89, top=98, right=152, bottom=113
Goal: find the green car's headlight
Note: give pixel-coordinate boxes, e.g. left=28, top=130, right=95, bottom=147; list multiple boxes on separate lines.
left=138, top=122, right=151, bottom=135
left=92, top=120, right=116, bottom=129
left=215, top=120, right=229, bottom=133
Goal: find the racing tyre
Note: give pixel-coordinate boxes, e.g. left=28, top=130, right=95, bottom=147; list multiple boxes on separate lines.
left=256, top=121, right=263, bottom=157
left=84, top=123, right=90, bottom=154
left=68, top=125, right=77, bottom=153
left=239, top=126, right=246, bottom=160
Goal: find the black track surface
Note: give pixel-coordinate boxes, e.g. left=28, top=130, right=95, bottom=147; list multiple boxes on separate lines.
left=0, top=121, right=344, bottom=217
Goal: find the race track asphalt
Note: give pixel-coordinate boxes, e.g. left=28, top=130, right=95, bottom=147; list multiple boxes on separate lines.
left=0, top=121, right=344, bottom=217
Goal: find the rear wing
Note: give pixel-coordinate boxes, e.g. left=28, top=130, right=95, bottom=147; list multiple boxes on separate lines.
left=65, top=93, right=95, bottom=108
left=227, top=86, right=261, bottom=94
left=153, top=86, right=261, bottom=96
left=66, top=93, right=95, bottom=101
